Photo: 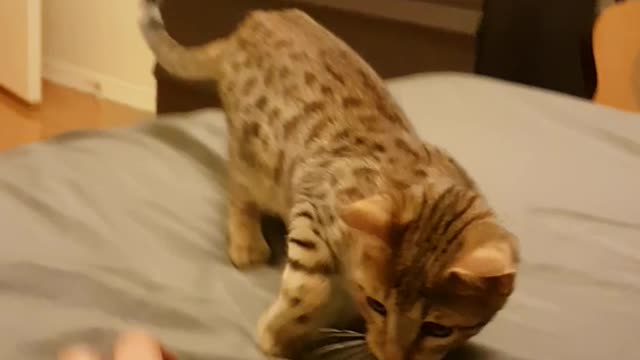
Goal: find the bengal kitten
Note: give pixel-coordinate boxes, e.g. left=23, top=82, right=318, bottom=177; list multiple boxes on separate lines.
left=140, top=2, right=519, bottom=359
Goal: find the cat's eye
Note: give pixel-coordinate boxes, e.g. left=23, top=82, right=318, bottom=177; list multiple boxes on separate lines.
left=366, top=297, right=387, bottom=316
left=420, top=321, right=453, bottom=338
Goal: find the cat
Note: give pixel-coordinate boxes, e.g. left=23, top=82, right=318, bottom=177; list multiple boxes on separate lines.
left=139, top=2, right=519, bottom=359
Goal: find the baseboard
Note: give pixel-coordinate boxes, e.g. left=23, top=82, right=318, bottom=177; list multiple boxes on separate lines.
left=43, top=59, right=156, bottom=112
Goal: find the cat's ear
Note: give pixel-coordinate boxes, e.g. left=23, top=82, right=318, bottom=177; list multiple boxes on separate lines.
left=445, top=222, right=518, bottom=296
left=339, top=186, right=423, bottom=239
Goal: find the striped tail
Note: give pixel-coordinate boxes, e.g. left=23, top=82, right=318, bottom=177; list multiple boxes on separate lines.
left=139, top=0, right=228, bottom=81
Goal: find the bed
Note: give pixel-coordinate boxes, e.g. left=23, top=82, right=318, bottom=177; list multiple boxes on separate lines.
left=1, top=71, right=639, bottom=360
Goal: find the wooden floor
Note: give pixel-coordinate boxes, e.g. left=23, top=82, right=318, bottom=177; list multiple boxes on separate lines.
left=0, top=82, right=151, bottom=152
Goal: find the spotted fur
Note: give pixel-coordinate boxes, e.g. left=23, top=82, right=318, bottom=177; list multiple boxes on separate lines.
left=140, top=2, right=519, bottom=359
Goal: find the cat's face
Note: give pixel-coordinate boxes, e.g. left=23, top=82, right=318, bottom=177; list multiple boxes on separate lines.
left=350, top=249, right=511, bottom=360
left=340, top=184, right=518, bottom=360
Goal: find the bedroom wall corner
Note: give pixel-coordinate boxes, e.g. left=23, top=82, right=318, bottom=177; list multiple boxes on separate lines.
left=42, top=0, right=156, bottom=112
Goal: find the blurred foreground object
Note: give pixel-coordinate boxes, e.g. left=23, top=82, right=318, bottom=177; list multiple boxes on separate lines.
left=58, top=331, right=173, bottom=360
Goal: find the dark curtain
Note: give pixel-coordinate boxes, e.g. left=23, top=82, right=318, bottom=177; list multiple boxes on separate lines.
left=475, top=0, right=598, bottom=98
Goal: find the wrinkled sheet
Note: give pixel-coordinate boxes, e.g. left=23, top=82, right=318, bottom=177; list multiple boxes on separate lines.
left=1, top=73, right=639, bottom=360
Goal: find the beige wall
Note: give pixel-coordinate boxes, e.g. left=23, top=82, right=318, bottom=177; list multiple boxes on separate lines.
left=43, top=0, right=155, bottom=111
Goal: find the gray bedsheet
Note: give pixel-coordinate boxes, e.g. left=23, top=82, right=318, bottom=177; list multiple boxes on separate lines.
left=0, top=73, right=639, bottom=360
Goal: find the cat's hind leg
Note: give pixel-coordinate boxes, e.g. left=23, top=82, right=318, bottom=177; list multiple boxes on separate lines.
left=227, top=181, right=271, bottom=269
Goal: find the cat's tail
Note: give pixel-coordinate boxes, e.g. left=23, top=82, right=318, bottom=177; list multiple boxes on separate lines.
left=139, top=0, right=227, bottom=81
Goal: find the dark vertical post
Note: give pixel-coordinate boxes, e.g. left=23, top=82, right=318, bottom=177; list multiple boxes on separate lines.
left=475, top=0, right=597, bottom=98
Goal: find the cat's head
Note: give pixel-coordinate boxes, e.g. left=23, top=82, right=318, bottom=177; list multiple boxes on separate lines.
left=339, top=183, right=518, bottom=360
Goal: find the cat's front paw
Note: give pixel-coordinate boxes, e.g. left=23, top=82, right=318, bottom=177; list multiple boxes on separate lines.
left=256, top=313, right=287, bottom=358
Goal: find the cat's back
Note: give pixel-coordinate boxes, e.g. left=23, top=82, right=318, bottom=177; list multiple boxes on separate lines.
left=220, top=9, right=413, bottom=143
left=223, top=8, right=375, bottom=93
left=230, top=8, right=355, bottom=71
